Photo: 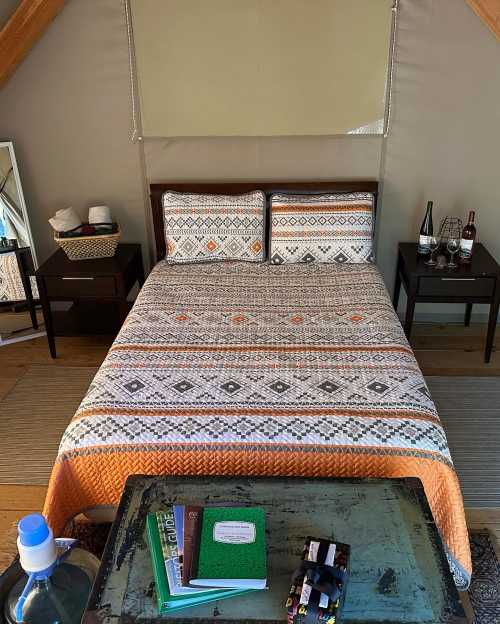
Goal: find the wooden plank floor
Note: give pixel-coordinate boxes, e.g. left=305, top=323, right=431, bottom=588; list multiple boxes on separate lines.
left=0, top=333, right=113, bottom=554
left=0, top=324, right=498, bottom=560
left=0, top=334, right=112, bottom=400
left=411, top=322, right=499, bottom=376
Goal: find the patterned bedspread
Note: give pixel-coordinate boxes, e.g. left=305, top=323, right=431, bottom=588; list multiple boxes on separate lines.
left=43, top=261, right=471, bottom=587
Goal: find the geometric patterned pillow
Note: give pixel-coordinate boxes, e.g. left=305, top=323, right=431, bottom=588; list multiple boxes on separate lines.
left=163, top=190, right=265, bottom=264
left=269, top=192, right=375, bottom=265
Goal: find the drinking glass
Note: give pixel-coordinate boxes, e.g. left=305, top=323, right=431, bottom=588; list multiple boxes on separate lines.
left=425, top=236, right=440, bottom=266
left=447, top=238, right=460, bottom=268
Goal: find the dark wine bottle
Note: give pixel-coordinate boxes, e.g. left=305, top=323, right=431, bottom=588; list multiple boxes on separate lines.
left=459, top=210, right=476, bottom=263
left=417, top=201, right=433, bottom=255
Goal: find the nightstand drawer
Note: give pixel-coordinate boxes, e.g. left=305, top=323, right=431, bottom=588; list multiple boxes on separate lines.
left=418, top=276, right=495, bottom=298
left=45, top=276, right=116, bottom=298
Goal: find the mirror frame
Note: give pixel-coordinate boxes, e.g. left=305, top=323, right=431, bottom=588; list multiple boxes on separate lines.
left=0, top=140, right=37, bottom=267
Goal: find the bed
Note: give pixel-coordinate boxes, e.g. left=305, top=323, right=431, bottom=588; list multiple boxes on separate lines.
left=43, top=181, right=471, bottom=588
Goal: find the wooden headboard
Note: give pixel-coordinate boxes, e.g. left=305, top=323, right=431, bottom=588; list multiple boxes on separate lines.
left=149, top=180, right=379, bottom=262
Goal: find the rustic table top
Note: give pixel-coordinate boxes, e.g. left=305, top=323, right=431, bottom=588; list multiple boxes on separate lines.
left=83, top=476, right=466, bottom=624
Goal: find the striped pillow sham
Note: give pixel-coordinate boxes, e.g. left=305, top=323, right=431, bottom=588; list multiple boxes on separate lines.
left=163, top=190, right=265, bottom=264
left=270, top=192, right=375, bottom=265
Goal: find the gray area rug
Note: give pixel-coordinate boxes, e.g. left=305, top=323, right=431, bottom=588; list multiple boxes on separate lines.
left=426, top=377, right=500, bottom=508
left=0, top=365, right=97, bottom=485
left=469, top=530, right=500, bottom=624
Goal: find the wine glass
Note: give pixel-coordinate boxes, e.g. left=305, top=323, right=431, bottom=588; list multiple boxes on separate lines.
left=447, top=238, right=460, bottom=268
left=425, top=236, right=440, bottom=266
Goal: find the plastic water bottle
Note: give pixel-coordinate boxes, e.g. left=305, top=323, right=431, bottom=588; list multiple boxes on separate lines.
left=4, top=514, right=99, bottom=624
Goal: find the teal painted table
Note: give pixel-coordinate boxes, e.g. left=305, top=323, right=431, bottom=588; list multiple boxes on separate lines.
left=83, top=476, right=467, bottom=624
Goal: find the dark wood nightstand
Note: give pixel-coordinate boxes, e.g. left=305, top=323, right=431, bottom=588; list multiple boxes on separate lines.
left=35, top=244, right=144, bottom=358
left=393, top=242, right=500, bottom=363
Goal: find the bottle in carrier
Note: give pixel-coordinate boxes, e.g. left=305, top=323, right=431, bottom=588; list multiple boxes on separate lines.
left=4, top=514, right=99, bottom=624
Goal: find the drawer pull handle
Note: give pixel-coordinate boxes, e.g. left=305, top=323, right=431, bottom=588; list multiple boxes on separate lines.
left=441, top=278, right=476, bottom=281
left=61, top=277, right=95, bottom=281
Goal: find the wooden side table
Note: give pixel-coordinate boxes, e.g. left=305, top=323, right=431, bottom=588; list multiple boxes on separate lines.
left=393, top=242, right=500, bottom=363
left=35, top=243, right=144, bottom=358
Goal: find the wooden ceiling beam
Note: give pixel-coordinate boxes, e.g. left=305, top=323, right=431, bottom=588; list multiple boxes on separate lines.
left=0, top=0, right=66, bottom=88
left=466, top=0, right=500, bottom=40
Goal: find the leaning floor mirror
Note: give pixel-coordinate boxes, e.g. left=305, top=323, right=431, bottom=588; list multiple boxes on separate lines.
left=0, top=141, right=44, bottom=345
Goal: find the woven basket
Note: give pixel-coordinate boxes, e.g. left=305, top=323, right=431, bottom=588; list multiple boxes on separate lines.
left=54, top=227, right=121, bottom=261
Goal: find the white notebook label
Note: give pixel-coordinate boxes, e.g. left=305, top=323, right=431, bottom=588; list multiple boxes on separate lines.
left=213, top=521, right=256, bottom=544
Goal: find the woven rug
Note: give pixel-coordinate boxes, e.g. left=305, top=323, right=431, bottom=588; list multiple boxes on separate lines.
left=426, top=376, right=500, bottom=507
left=0, top=365, right=97, bottom=485
left=468, top=530, right=500, bottom=624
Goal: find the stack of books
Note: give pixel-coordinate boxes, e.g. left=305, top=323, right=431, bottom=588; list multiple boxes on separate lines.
left=147, top=505, right=267, bottom=614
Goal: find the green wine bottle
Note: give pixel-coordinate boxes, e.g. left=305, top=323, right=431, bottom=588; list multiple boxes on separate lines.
left=417, top=201, right=433, bottom=255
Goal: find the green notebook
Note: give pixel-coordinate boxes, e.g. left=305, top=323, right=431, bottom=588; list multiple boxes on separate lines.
left=190, top=506, right=267, bottom=589
left=146, top=511, right=255, bottom=614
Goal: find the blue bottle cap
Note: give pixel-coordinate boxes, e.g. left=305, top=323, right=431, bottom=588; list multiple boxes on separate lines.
left=18, top=514, right=50, bottom=547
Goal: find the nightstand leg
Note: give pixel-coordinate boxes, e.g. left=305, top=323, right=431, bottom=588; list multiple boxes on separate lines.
left=404, top=296, right=416, bottom=339
left=464, top=303, right=473, bottom=327
left=37, top=278, right=56, bottom=359
left=403, top=277, right=418, bottom=340
left=119, top=300, right=130, bottom=326
left=485, top=299, right=499, bottom=364
left=137, top=251, right=145, bottom=288
left=393, top=266, right=401, bottom=311
left=23, top=276, right=38, bottom=330
left=17, top=250, right=38, bottom=330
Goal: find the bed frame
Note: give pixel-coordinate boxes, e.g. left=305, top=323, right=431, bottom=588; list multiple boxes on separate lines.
left=149, top=180, right=378, bottom=262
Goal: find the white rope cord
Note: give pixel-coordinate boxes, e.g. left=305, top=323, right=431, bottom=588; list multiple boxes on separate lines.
left=123, top=0, right=141, bottom=143
left=383, top=0, right=399, bottom=138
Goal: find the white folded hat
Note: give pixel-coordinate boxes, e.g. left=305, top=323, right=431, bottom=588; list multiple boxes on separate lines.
left=48, top=205, right=114, bottom=233
left=48, top=207, right=82, bottom=233
left=88, top=205, right=112, bottom=225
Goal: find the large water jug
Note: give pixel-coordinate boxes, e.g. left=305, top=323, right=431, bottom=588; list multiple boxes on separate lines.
left=4, top=514, right=100, bottom=624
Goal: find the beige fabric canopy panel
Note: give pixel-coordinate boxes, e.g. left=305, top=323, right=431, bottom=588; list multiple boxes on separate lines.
left=131, top=0, right=393, bottom=137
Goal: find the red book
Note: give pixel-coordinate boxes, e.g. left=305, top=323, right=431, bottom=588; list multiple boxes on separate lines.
left=182, top=505, right=202, bottom=586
